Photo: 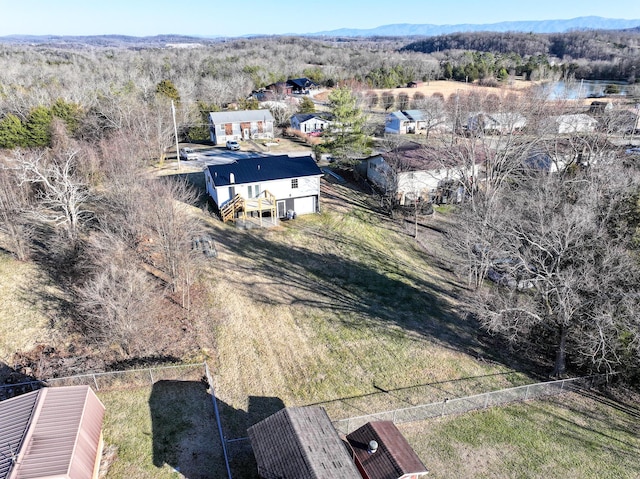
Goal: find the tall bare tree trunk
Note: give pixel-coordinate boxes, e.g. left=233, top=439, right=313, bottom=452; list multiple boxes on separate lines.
left=553, top=325, right=568, bottom=378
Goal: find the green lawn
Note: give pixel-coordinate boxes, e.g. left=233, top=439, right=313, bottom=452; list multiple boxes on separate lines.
left=401, top=391, right=640, bottom=479
left=99, top=380, right=225, bottom=479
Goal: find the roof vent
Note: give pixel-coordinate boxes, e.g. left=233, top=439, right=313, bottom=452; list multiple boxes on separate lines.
left=368, top=440, right=378, bottom=454
left=230, top=173, right=235, bottom=184
left=258, top=164, right=261, bottom=170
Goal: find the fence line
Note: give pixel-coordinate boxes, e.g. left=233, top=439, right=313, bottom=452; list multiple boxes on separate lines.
left=0, top=362, right=205, bottom=400
left=332, top=374, right=609, bottom=434
left=204, top=362, right=233, bottom=479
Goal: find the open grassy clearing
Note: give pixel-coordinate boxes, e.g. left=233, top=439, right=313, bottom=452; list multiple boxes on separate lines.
left=0, top=252, right=58, bottom=363
left=99, top=381, right=224, bottom=479
left=198, top=178, right=531, bottom=441
left=399, top=391, right=640, bottom=478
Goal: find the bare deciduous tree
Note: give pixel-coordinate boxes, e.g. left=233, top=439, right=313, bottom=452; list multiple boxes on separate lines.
left=0, top=166, right=33, bottom=260
left=456, top=164, right=640, bottom=376
left=12, top=148, right=91, bottom=241
left=144, top=179, right=203, bottom=309
left=75, top=232, right=157, bottom=356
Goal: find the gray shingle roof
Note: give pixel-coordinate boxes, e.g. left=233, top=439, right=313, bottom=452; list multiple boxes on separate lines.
left=209, top=109, right=274, bottom=124
left=248, top=407, right=361, bottom=479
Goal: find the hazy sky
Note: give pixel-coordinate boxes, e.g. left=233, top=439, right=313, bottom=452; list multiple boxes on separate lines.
left=1, top=0, right=640, bottom=37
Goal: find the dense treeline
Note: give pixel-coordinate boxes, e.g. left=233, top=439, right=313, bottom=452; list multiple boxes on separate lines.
left=403, top=30, right=640, bottom=81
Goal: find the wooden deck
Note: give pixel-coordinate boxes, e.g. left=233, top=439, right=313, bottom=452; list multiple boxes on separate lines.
left=220, top=190, right=278, bottom=226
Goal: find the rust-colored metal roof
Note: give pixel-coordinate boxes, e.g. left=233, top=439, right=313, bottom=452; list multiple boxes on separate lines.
left=248, top=407, right=361, bottom=479
left=0, top=386, right=105, bottom=479
left=346, top=421, right=428, bottom=479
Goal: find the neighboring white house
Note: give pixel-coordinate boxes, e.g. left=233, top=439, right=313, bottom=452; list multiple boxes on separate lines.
left=467, top=112, right=527, bottom=134
left=360, top=144, right=481, bottom=205
left=208, top=109, right=275, bottom=145
left=547, top=113, right=598, bottom=134
left=290, top=113, right=333, bottom=134
left=385, top=110, right=449, bottom=135
left=205, top=154, right=323, bottom=220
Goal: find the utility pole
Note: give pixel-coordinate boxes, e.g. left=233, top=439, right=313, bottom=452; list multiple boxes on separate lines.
left=172, top=100, right=180, bottom=170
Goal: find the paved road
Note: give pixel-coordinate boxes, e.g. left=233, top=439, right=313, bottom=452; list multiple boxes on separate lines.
left=180, top=147, right=314, bottom=168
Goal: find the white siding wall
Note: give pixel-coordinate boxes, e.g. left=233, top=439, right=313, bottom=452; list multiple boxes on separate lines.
left=294, top=196, right=316, bottom=214
left=366, top=156, right=393, bottom=191
left=211, top=175, right=322, bottom=207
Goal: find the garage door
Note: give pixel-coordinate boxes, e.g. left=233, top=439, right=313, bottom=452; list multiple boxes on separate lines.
left=293, top=196, right=316, bottom=215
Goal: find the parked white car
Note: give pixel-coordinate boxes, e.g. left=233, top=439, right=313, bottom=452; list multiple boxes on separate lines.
left=179, top=147, right=198, bottom=160
left=226, top=140, right=240, bottom=151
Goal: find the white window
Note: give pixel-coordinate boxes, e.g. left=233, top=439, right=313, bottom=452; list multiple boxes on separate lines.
left=292, top=178, right=299, bottom=189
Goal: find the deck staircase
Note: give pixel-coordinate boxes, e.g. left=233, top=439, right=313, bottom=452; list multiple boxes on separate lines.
left=220, top=194, right=243, bottom=222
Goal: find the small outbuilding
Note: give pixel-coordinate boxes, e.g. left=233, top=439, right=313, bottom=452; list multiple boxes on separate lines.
left=248, top=407, right=361, bottom=479
left=346, top=421, right=429, bottom=479
left=0, top=385, right=105, bottom=479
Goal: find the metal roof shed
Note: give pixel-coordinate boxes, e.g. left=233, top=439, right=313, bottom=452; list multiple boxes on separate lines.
left=0, top=385, right=105, bottom=479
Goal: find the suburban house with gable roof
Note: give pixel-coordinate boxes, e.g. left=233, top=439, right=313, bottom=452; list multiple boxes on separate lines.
left=467, top=112, right=527, bottom=134
left=208, top=109, right=275, bottom=145
left=346, top=421, right=429, bottom=479
left=286, top=77, right=318, bottom=94
left=290, top=112, right=333, bottom=135
left=385, top=110, right=448, bottom=135
left=205, top=155, right=323, bottom=222
left=544, top=113, right=598, bottom=134
left=358, top=143, right=481, bottom=205
left=0, top=385, right=105, bottom=479
left=248, top=407, right=361, bottom=479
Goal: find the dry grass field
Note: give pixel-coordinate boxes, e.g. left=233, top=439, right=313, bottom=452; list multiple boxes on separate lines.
left=0, top=253, right=58, bottom=363
left=313, top=79, right=536, bottom=106
left=200, top=180, right=527, bottom=427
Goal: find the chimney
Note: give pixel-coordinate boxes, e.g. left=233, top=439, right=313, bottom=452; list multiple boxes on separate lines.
left=230, top=173, right=235, bottom=184
left=368, top=440, right=378, bottom=454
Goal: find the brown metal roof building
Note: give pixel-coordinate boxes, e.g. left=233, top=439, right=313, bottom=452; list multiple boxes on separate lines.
left=346, top=421, right=429, bottom=479
left=0, top=385, right=105, bottom=479
left=247, top=406, right=361, bottom=479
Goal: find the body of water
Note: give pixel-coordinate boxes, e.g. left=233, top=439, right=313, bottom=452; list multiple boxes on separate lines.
left=538, top=80, right=631, bottom=100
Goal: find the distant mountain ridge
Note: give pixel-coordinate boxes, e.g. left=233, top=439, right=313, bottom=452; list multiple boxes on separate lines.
left=312, top=16, right=640, bottom=37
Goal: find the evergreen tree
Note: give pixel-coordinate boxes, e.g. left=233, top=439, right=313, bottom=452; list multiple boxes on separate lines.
left=51, top=98, right=82, bottom=134
left=0, top=114, right=28, bottom=148
left=25, top=106, right=53, bottom=147
left=323, top=87, right=371, bottom=164
left=156, top=79, right=180, bottom=103
left=298, top=96, right=316, bottom=114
